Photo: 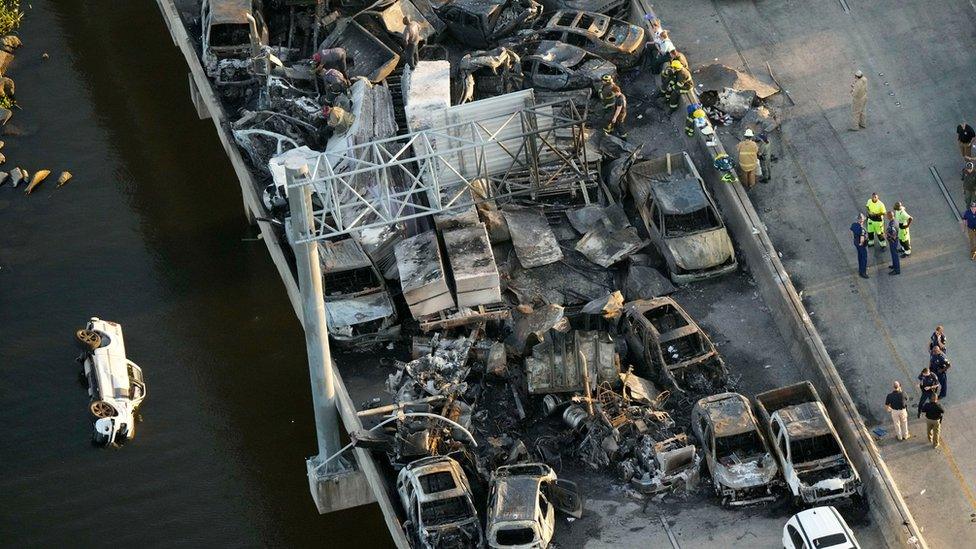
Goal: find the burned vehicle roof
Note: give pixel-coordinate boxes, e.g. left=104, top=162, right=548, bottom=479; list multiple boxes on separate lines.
left=524, top=39, right=588, bottom=66
left=493, top=476, right=541, bottom=522
left=649, top=177, right=710, bottom=215
left=320, top=238, right=373, bottom=273
left=545, top=9, right=611, bottom=34
left=697, top=392, right=755, bottom=437
left=778, top=402, right=834, bottom=439
left=210, top=0, right=253, bottom=24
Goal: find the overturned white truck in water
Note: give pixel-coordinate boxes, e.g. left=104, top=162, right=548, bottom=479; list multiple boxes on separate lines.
left=754, top=382, right=861, bottom=507
left=76, top=318, right=147, bottom=446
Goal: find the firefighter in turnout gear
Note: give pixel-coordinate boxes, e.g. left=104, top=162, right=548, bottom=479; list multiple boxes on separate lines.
left=660, top=59, right=692, bottom=112
left=600, top=74, right=616, bottom=112
left=685, top=103, right=706, bottom=136
left=893, top=201, right=913, bottom=256
left=865, top=192, right=887, bottom=247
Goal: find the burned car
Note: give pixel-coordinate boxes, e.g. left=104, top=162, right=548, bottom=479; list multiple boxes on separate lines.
left=486, top=463, right=582, bottom=548
left=628, top=152, right=737, bottom=284
left=621, top=297, right=728, bottom=392
left=319, top=238, right=399, bottom=347
left=438, top=0, right=543, bottom=49
left=532, top=10, right=645, bottom=68
left=518, top=40, right=616, bottom=91
left=691, top=393, right=779, bottom=506
left=755, top=383, right=862, bottom=507
left=396, top=455, right=485, bottom=548
left=200, top=0, right=268, bottom=77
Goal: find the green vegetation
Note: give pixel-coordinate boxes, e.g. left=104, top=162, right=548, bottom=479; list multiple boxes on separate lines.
left=0, top=0, right=22, bottom=36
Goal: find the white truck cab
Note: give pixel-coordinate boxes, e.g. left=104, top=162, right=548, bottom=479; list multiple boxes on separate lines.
left=76, top=317, right=146, bottom=446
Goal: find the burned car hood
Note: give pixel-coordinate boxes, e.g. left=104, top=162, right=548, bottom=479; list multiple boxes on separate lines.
left=424, top=518, right=483, bottom=548
left=665, top=228, right=734, bottom=271
left=325, top=290, right=395, bottom=329
left=712, top=454, right=778, bottom=490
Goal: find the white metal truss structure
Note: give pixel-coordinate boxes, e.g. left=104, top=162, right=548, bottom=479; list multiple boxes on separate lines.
left=287, top=95, right=598, bottom=243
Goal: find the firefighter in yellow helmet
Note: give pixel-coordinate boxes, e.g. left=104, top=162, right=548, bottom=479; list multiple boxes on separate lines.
left=865, top=192, right=887, bottom=247
left=599, top=74, right=616, bottom=112
left=659, top=59, right=692, bottom=112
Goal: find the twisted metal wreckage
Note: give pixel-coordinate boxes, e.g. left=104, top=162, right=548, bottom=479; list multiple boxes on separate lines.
left=189, top=0, right=798, bottom=544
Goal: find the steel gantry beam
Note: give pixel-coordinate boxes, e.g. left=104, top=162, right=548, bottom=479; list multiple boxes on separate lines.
left=284, top=95, right=598, bottom=243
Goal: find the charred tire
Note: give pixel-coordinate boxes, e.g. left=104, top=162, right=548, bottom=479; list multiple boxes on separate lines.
left=89, top=400, right=116, bottom=418
left=75, top=329, right=101, bottom=350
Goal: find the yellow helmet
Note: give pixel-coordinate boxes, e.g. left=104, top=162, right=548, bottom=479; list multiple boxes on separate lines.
left=670, top=60, right=683, bottom=69
left=693, top=109, right=705, bottom=118
left=602, top=74, right=612, bottom=82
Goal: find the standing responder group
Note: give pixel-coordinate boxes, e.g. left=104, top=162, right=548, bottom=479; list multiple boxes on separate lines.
left=850, top=194, right=914, bottom=277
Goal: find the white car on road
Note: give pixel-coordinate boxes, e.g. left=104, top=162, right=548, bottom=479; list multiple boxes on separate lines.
left=783, top=506, right=860, bottom=549
left=76, top=317, right=147, bottom=446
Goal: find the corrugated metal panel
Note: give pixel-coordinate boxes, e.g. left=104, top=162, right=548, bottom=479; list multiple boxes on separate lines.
left=422, top=90, right=557, bottom=187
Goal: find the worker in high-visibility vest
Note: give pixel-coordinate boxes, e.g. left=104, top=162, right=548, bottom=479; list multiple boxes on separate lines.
left=892, top=201, right=913, bottom=257
left=865, top=193, right=887, bottom=247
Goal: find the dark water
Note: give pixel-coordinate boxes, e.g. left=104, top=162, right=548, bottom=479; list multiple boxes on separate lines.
left=0, top=2, right=387, bottom=546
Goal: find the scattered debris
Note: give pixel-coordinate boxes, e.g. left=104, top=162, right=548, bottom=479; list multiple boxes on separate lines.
left=9, top=166, right=24, bottom=188
left=503, top=206, right=564, bottom=268
left=57, top=171, right=73, bottom=187
left=25, top=169, right=49, bottom=195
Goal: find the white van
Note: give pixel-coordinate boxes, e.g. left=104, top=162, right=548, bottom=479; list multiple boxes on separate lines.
left=76, top=317, right=147, bottom=446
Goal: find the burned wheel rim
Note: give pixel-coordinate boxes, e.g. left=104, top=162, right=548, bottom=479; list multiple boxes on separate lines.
left=89, top=400, right=116, bottom=418
left=75, top=329, right=101, bottom=350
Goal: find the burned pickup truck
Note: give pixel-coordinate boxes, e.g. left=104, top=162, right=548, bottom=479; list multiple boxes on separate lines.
left=628, top=152, right=737, bottom=284
left=755, top=382, right=862, bottom=507
left=319, top=238, right=399, bottom=347
left=691, top=392, right=779, bottom=506
left=621, top=297, right=728, bottom=392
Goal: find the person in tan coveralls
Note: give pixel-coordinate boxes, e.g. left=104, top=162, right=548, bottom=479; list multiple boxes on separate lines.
left=737, top=129, right=759, bottom=189
left=851, top=70, right=868, bottom=130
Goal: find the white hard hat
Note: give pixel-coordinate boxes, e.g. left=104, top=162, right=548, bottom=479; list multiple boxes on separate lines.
left=854, top=70, right=863, bottom=77
left=743, top=128, right=754, bottom=137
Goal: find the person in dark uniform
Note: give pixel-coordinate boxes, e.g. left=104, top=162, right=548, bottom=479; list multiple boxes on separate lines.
left=921, top=395, right=945, bottom=449
left=850, top=213, right=869, bottom=279
left=885, top=211, right=900, bottom=275
left=917, top=366, right=940, bottom=419
left=930, top=346, right=951, bottom=399
left=884, top=381, right=910, bottom=441
left=930, top=325, right=947, bottom=356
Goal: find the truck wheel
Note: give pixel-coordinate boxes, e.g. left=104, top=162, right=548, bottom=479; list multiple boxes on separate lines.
left=89, top=400, right=116, bottom=418
left=75, top=329, right=101, bottom=350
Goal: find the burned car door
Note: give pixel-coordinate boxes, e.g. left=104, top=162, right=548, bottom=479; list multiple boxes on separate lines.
left=545, top=479, right=583, bottom=518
